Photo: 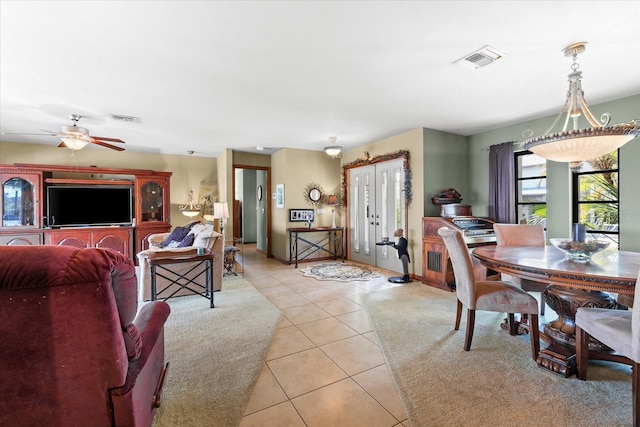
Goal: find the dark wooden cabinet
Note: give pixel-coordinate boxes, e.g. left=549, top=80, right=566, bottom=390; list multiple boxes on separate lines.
left=46, top=227, right=133, bottom=258
left=134, top=175, right=171, bottom=256
left=0, top=164, right=171, bottom=262
left=1, top=169, right=43, bottom=247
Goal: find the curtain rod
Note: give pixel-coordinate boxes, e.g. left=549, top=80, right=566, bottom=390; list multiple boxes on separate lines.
left=481, top=141, right=524, bottom=151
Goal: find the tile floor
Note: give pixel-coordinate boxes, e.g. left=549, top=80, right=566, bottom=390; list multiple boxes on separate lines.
left=236, top=244, right=411, bottom=427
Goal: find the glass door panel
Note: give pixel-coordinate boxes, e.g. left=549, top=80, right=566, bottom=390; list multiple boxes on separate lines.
left=2, top=177, right=35, bottom=227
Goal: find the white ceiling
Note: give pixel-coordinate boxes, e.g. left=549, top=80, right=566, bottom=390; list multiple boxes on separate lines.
left=1, top=1, right=639, bottom=158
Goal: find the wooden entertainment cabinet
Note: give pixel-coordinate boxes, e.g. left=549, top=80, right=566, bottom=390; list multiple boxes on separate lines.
left=0, top=163, right=172, bottom=262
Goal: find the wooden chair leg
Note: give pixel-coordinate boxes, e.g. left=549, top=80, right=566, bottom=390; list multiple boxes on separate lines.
left=575, top=325, right=589, bottom=380
left=507, top=313, right=516, bottom=335
left=454, top=299, right=463, bottom=331
left=464, top=309, right=475, bottom=351
left=529, top=314, right=540, bottom=362
left=633, top=362, right=639, bottom=427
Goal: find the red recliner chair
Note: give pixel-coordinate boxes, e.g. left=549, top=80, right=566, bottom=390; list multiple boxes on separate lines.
left=0, top=246, right=170, bottom=426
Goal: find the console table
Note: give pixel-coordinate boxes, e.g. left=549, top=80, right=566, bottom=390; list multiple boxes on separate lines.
left=288, top=227, right=345, bottom=268
left=149, top=250, right=215, bottom=308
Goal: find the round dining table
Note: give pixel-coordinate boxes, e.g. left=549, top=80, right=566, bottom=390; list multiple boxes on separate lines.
left=472, top=245, right=640, bottom=377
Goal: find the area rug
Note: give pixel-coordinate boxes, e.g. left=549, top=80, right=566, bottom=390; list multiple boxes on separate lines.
left=152, top=277, right=282, bottom=427
left=362, top=283, right=632, bottom=427
left=301, top=262, right=381, bottom=282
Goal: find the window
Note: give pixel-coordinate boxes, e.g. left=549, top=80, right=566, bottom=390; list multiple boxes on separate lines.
left=572, top=151, right=619, bottom=249
left=515, top=151, right=547, bottom=226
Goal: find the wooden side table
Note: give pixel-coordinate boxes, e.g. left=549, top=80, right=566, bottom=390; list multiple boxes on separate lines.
left=223, top=237, right=244, bottom=277
left=148, top=249, right=215, bottom=308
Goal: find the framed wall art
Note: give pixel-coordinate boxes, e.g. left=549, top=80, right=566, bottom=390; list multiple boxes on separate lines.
left=276, top=184, right=285, bottom=208
left=289, top=209, right=314, bottom=222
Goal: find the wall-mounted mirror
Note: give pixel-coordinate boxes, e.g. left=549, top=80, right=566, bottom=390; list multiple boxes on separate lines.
left=304, top=183, right=323, bottom=207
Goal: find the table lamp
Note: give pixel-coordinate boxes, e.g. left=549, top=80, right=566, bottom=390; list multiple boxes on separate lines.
left=328, top=194, right=337, bottom=228
left=213, top=202, right=229, bottom=237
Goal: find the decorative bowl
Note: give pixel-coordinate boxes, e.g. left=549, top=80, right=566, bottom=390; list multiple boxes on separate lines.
left=549, top=238, right=610, bottom=262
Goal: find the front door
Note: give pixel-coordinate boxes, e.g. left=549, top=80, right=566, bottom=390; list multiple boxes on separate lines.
left=349, top=159, right=405, bottom=273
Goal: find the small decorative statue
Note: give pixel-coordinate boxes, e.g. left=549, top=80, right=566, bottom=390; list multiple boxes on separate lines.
left=377, top=229, right=412, bottom=283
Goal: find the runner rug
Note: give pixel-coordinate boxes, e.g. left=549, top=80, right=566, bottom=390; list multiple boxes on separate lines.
left=152, top=277, right=282, bottom=427
left=301, top=262, right=381, bottom=282
left=362, top=283, right=632, bottom=427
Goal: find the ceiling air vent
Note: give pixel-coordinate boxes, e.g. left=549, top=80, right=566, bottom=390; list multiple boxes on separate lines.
left=111, top=114, right=140, bottom=123
left=453, top=45, right=505, bottom=69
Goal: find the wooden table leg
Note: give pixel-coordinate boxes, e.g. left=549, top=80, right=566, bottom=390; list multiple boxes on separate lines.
left=536, top=285, right=622, bottom=377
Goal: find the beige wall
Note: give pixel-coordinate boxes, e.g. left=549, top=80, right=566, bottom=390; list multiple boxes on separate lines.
left=0, top=141, right=217, bottom=228
left=269, top=148, right=341, bottom=262
left=233, top=151, right=272, bottom=168
left=341, top=128, right=425, bottom=277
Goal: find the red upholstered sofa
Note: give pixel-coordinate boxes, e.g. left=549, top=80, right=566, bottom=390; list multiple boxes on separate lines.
left=0, top=246, right=171, bottom=427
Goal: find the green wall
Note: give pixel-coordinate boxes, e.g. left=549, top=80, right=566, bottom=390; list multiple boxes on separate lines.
left=468, top=94, right=640, bottom=251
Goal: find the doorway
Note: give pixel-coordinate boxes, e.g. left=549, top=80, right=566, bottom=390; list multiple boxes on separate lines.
left=233, top=165, right=271, bottom=258
left=348, top=158, right=405, bottom=273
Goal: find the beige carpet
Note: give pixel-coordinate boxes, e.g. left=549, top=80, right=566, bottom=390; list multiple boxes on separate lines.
left=152, top=277, right=282, bottom=427
left=362, top=283, right=633, bottom=427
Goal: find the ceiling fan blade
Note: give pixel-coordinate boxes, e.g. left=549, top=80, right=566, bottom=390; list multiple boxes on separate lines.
left=91, top=136, right=125, bottom=143
left=1, top=130, right=58, bottom=136
left=91, top=139, right=126, bottom=151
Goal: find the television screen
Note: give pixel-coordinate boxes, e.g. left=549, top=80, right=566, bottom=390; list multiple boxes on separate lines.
left=46, top=186, right=133, bottom=228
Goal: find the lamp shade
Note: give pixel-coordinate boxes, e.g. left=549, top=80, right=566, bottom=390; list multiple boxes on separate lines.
left=213, top=202, right=229, bottom=219
left=328, top=194, right=337, bottom=206
left=525, top=126, right=637, bottom=162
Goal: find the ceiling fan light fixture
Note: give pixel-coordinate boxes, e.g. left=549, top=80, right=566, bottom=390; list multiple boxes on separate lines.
left=60, top=136, right=89, bottom=150
left=522, top=42, right=639, bottom=168
left=324, top=136, right=342, bottom=157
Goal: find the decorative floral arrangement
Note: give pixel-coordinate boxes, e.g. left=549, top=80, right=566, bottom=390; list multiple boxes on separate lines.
left=341, top=149, right=412, bottom=207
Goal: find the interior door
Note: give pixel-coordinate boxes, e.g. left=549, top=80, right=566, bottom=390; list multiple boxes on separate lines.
left=349, top=165, right=375, bottom=265
left=374, top=159, right=404, bottom=272
left=349, top=159, right=405, bottom=272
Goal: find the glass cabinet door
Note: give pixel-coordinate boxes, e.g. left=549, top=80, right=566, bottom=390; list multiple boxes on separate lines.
left=140, top=181, right=164, bottom=223
left=2, top=177, right=36, bottom=227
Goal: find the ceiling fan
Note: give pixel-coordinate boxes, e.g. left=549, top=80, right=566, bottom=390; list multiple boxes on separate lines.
left=3, top=114, right=126, bottom=151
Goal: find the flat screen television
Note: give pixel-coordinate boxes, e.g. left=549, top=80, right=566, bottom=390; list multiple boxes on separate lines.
left=46, top=186, right=133, bottom=228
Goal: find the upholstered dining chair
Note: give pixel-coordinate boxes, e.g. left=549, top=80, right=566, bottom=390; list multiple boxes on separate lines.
left=575, top=268, right=640, bottom=427
left=438, top=227, right=540, bottom=361
left=493, top=223, right=548, bottom=315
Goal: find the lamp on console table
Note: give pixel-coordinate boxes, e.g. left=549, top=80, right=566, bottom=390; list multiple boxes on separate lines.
left=328, top=194, right=337, bottom=228
left=213, top=202, right=229, bottom=237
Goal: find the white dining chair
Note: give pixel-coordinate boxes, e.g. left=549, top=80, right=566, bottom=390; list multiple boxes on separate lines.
left=438, top=227, right=540, bottom=360
left=575, top=268, right=640, bottom=427
left=493, top=223, right=548, bottom=315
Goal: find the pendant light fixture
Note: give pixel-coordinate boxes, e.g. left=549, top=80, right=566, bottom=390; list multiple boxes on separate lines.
left=522, top=42, right=639, bottom=171
left=179, top=151, right=202, bottom=217
left=324, top=136, right=342, bottom=157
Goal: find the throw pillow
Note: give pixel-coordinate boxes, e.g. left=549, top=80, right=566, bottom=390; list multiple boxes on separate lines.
left=160, top=226, right=191, bottom=248
left=178, top=233, right=195, bottom=248
left=188, top=223, right=206, bottom=237
left=193, top=229, right=215, bottom=248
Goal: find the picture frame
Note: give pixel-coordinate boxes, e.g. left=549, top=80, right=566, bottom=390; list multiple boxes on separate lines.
left=276, top=184, right=285, bottom=208
left=289, top=209, right=315, bottom=222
